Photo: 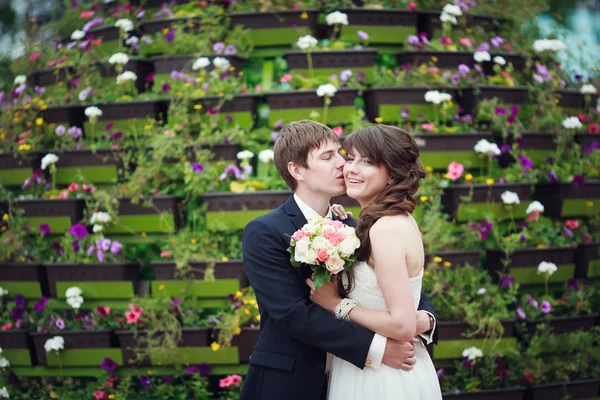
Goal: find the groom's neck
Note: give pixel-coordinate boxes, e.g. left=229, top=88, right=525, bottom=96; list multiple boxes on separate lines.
left=294, top=188, right=330, bottom=217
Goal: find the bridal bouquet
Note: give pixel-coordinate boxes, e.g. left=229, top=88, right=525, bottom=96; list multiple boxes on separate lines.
left=288, top=217, right=361, bottom=290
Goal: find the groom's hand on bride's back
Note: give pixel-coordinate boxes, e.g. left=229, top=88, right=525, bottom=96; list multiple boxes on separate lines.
left=382, top=337, right=420, bottom=371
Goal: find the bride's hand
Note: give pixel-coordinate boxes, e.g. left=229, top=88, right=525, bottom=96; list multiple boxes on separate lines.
left=306, top=277, right=341, bottom=313
left=331, top=204, right=352, bottom=220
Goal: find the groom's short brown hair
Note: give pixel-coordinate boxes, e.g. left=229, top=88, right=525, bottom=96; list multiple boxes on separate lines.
left=274, top=120, right=340, bottom=191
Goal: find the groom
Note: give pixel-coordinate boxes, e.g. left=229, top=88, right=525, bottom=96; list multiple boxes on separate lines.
left=240, top=120, right=437, bottom=400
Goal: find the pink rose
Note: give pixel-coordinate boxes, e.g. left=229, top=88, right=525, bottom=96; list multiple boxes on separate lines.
left=292, top=230, right=305, bottom=242
left=329, top=220, right=344, bottom=229
left=317, top=249, right=329, bottom=262
left=328, top=232, right=345, bottom=246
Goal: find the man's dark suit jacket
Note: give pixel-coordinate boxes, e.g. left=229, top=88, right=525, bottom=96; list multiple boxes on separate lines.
left=239, top=196, right=437, bottom=400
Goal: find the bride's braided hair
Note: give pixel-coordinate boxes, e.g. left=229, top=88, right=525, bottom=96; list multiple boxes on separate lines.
left=339, top=125, right=426, bottom=296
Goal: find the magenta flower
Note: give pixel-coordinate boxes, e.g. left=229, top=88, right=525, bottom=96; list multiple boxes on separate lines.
left=401, top=107, right=410, bottom=119
left=165, top=29, right=175, bottom=42
left=500, top=276, right=515, bottom=289
left=162, top=83, right=171, bottom=93
left=495, top=107, right=506, bottom=116
left=39, top=224, right=52, bottom=236
left=518, top=155, right=533, bottom=169
left=572, top=174, right=584, bottom=187
left=100, top=357, right=119, bottom=372
left=146, top=72, right=155, bottom=83
left=192, top=162, right=204, bottom=173
left=171, top=298, right=180, bottom=307
left=140, top=375, right=151, bottom=388
left=33, top=298, right=48, bottom=313
left=70, top=223, right=88, bottom=239
left=540, top=300, right=551, bottom=314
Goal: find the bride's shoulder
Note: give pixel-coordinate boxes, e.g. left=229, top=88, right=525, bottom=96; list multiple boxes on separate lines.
left=369, top=215, right=415, bottom=237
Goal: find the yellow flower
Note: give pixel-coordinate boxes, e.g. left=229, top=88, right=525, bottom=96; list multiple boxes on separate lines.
left=433, top=256, right=442, bottom=263
left=157, top=362, right=162, bottom=366
left=162, top=28, right=169, bottom=35
left=191, top=238, right=197, bottom=244
left=244, top=309, right=251, bottom=316
left=249, top=299, right=257, bottom=305
left=234, top=327, right=241, bottom=335
left=35, top=118, right=44, bottom=126
left=211, top=342, right=220, bottom=351
left=254, top=303, right=259, bottom=309
left=180, top=156, right=186, bottom=163
left=144, top=125, right=152, bottom=130
left=236, top=291, right=243, bottom=298
left=57, top=81, right=63, bottom=86
left=466, top=28, right=473, bottom=33
left=486, top=178, right=494, bottom=185
left=431, top=56, right=438, bottom=62
left=587, top=201, right=594, bottom=207
left=374, top=117, right=383, bottom=123
left=2, top=214, right=8, bottom=220
left=419, top=195, right=428, bottom=202
left=141, top=232, right=147, bottom=237
left=443, top=173, right=450, bottom=179
left=184, top=82, right=192, bottom=87
left=158, top=284, right=165, bottom=290
left=256, top=314, right=261, bottom=321
left=18, top=144, right=31, bottom=151
left=425, top=166, right=433, bottom=172
left=108, top=396, right=115, bottom=399
left=465, top=173, right=473, bottom=181
left=50, top=391, right=59, bottom=399
left=443, top=261, right=452, bottom=268
left=300, top=11, right=308, bottom=19
left=193, top=104, right=202, bottom=110
left=148, top=370, right=152, bottom=375
left=1, top=226, right=6, bottom=232
left=424, top=270, right=431, bottom=277
left=24, top=104, right=31, bottom=110
left=41, top=105, right=47, bottom=110
left=221, top=255, right=229, bottom=261
left=196, top=77, right=203, bottom=83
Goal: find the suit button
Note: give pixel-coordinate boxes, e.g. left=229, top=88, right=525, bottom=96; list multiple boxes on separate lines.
left=317, top=363, right=324, bottom=370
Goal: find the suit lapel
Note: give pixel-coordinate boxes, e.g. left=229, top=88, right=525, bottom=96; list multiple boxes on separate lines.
left=283, top=196, right=313, bottom=283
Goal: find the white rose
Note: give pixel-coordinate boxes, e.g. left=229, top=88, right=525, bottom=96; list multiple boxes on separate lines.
left=493, top=56, right=506, bottom=65
left=115, top=18, right=134, bottom=32
left=325, top=255, right=345, bottom=274
left=14, top=75, right=26, bottom=85
left=85, top=106, right=103, bottom=118
left=65, top=286, right=82, bottom=298
left=108, top=52, right=129, bottom=65
left=311, top=236, right=330, bottom=251
left=501, top=191, right=520, bottom=205
left=473, top=139, right=500, bottom=155
left=462, top=346, right=483, bottom=360
left=424, top=90, right=441, bottom=104
left=258, top=149, right=274, bottom=163
left=338, top=226, right=355, bottom=238
left=0, top=287, right=7, bottom=296
left=477, top=288, right=487, bottom=295
left=580, top=84, right=597, bottom=94
left=192, top=57, right=210, bottom=70
left=71, top=29, right=85, bottom=40
left=90, top=211, right=111, bottom=224
left=473, top=51, right=491, bottom=63
left=116, top=71, right=137, bottom=84
left=66, top=296, right=84, bottom=309
left=562, top=116, right=583, bottom=130
left=0, top=357, right=9, bottom=368
left=538, top=261, right=557, bottom=276
left=305, top=249, right=318, bottom=265
left=294, top=237, right=311, bottom=263
left=316, top=83, right=337, bottom=98
left=296, top=35, right=318, bottom=50
left=212, top=57, right=230, bottom=71
left=526, top=201, right=545, bottom=214
left=439, top=12, right=457, bottom=25
left=93, top=224, right=104, bottom=233
left=0, top=387, right=8, bottom=399
left=339, top=236, right=360, bottom=258
left=41, top=153, right=59, bottom=170
left=443, top=4, right=463, bottom=16
left=236, top=150, right=254, bottom=160
left=325, top=11, right=349, bottom=26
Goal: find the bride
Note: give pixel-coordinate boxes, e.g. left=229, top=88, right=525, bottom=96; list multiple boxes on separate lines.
left=307, top=124, right=442, bottom=399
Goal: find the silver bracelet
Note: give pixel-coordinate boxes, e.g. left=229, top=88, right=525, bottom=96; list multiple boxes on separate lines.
left=334, top=298, right=359, bottom=322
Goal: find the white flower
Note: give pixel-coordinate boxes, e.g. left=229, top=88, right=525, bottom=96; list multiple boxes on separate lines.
left=477, top=288, right=487, bottom=295
left=339, top=236, right=360, bottom=258
left=533, top=39, right=566, bottom=52
left=562, top=116, right=583, bottom=130
left=473, top=139, right=501, bottom=155
left=294, top=237, right=311, bottom=263
left=108, top=52, right=129, bottom=65
left=66, top=295, right=84, bottom=309
left=258, top=149, right=274, bottom=163
left=78, top=89, right=89, bottom=101
left=443, top=4, right=463, bottom=16
left=14, top=75, right=26, bottom=85
left=212, top=57, right=230, bottom=71
left=473, top=51, right=491, bottom=63
left=325, top=255, right=345, bottom=274
left=526, top=201, right=545, bottom=214
left=305, top=248, right=318, bottom=264
left=424, top=90, right=441, bottom=104
left=439, top=12, right=457, bottom=24
left=237, top=150, right=254, bottom=160
left=192, top=57, right=210, bottom=70
left=296, top=35, right=318, bottom=50
left=462, top=346, right=483, bottom=360
left=0, top=287, right=7, bottom=296
left=44, top=336, right=65, bottom=352
left=311, top=236, right=330, bottom=250
left=85, top=106, right=103, bottom=118
left=501, top=191, right=520, bottom=205
left=439, top=92, right=452, bottom=102
left=538, top=261, right=557, bottom=276
left=580, top=84, right=597, bottom=95
left=41, top=153, right=59, bottom=170
left=65, top=286, right=82, bottom=298
left=116, top=71, right=137, bottom=84
left=93, top=224, right=104, bottom=233
left=325, top=11, right=349, bottom=26
left=90, top=211, right=111, bottom=224
left=115, top=18, right=134, bottom=32
left=316, top=83, right=337, bottom=98
left=0, top=387, right=8, bottom=399
left=70, top=29, right=85, bottom=40
left=493, top=56, right=506, bottom=65
left=0, top=357, right=9, bottom=368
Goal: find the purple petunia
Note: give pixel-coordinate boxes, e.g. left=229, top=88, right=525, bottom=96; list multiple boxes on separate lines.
left=39, top=224, right=52, bottom=236
left=100, top=357, right=119, bottom=372
left=518, top=155, right=533, bottom=169
left=584, top=141, right=600, bottom=154
left=55, top=318, right=65, bottom=329
left=140, top=375, right=151, bottom=388
left=70, top=223, right=88, bottom=239
left=11, top=307, right=24, bottom=321
left=52, top=242, right=64, bottom=256
left=34, top=297, right=49, bottom=313
left=401, top=107, right=410, bottom=119
left=540, top=300, right=551, bottom=314
left=220, top=164, right=244, bottom=181
left=567, top=278, right=580, bottom=292
left=458, top=64, right=470, bottom=76
left=572, top=174, right=585, bottom=187
left=548, top=170, right=558, bottom=183
left=56, top=125, right=66, bottom=136
left=171, top=298, right=180, bottom=307
left=357, top=31, right=369, bottom=40
left=516, top=307, right=526, bottom=319
left=192, top=162, right=204, bottom=173
left=14, top=294, right=26, bottom=307
left=500, top=276, right=515, bottom=289
left=110, top=240, right=122, bottom=254
left=165, top=29, right=176, bottom=42
left=197, top=362, right=211, bottom=376
left=224, top=45, right=237, bottom=55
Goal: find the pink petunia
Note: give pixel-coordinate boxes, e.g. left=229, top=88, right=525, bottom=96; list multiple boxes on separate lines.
left=219, top=376, right=233, bottom=388
left=447, top=162, right=464, bottom=181
left=332, top=126, right=343, bottom=137
left=421, top=123, right=435, bottom=132
left=229, top=374, right=242, bottom=385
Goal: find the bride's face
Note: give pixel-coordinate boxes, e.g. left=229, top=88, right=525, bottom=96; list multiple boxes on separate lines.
left=343, top=147, right=390, bottom=206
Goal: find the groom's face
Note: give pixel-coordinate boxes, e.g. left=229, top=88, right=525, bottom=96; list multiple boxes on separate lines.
left=300, top=140, right=346, bottom=197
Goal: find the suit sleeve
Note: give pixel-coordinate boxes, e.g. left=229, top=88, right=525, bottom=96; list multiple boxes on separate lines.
left=242, top=219, right=375, bottom=369
left=418, top=292, right=438, bottom=345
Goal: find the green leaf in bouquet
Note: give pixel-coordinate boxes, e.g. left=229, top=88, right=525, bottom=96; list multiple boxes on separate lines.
left=312, top=267, right=330, bottom=290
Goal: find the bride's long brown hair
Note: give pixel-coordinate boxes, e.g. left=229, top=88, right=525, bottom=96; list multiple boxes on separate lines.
left=339, top=125, right=426, bottom=296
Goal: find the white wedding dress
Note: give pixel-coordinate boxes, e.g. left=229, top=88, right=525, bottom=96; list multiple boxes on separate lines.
left=328, top=261, right=443, bottom=400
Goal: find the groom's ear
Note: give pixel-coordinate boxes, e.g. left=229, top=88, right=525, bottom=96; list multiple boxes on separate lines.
left=288, top=161, right=305, bottom=182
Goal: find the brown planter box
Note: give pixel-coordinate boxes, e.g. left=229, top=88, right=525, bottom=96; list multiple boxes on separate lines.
left=230, top=9, right=318, bottom=35
left=396, top=51, right=526, bottom=74
left=116, top=195, right=184, bottom=230
left=417, top=11, right=506, bottom=40
left=443, top=387, right=526, bottom=400
left=339, top=8, right=417, bottom=29
left=424, top=250, right=482, bottom=268
left=134, top=0, right=192, bottom=9
left=534, top=181, right=600, bottom=217
left=285, top=49, right=377, bottom=70
left=10, top=198, right=86, bottom=226
left=43, top=262, right=142, bottom=298
left=29, top=66, right=74, bottom=87
left=152, top=260, right=247, bottom=287
left=152, top=55, right=246, bottom=75
left=460, top=86, right=531, bottom=115
left=266, top=88, right=358, bottom=111
left=93, top=59, right=154, bottom=93
left=0, top=153, right=35, bottom=184
left=485, top=246, right=576, bottom=280
left=575, top=133, right=599, bottom=152
left=557, top=90, right=597, bottom=110
left=526, top=314, right=599, bottom=335
left=442, top=183, right=532, bottom=219
left=42, top=105, right=87, bottom=128
left=231, top=327, right=260, bottom=362
left=0, top=330, right=33, bottom=359
left=0, top=263, right=49, bottom=296
left=575, top=242, right=599, bottom=278
left=31, top=329, right=117, bottom=366
left=139, top=17, right=198, bottom=35
left=90, top=100, right=169, bottom=123
left=414, top=132, right=494, bottom=151
left=193, top=143, right=241, bottom=162
left=116, top=327, right=210, bottom=366
left=527, top=379, right=600, bottom=400
left=189, top=93, right=257, bottom=115
left=437, top=320, right=515, bottom=341
left=88, top=25, right=121, bottom=43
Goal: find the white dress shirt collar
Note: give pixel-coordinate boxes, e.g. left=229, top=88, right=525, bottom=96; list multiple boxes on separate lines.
left=293, top=193, right=332, bottom=220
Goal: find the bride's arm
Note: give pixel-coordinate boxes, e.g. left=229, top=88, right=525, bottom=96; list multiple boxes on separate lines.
left=309, top=217, right=417, bottom=342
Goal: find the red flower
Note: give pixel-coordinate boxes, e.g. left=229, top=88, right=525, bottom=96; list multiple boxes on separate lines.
left=578, top=113, right=592, bottom=123
left=80, top=10, right=95, bottom=19
left=1, top=322, right=13, bottom=331
left=524, top=371, right=535, bottom=384
left=406, top=1, right=417, bottom=10
left=589, top=123, right=599, bottom=134
left=29, top=52, right=41, bottom=61
left=92, top=39, right=102, bottom=46
left=565, top=220, right=579, bottom=229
